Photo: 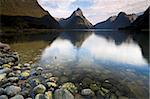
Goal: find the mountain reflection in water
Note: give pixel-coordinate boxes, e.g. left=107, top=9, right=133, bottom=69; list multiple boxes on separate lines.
left=40, top=32, right=148, bottom=66
left=2, top=30, right=149, bottom=99
left=39, top=31, right=149, bottom=99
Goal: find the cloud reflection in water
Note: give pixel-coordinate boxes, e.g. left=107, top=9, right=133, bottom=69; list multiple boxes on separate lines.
left=40, top=34, right=148, bottom=67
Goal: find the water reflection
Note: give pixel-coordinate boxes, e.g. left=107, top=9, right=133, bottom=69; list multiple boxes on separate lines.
left=40, top=33, right=148, bottom=66
left=81, top=34, right=147, bottom=66
left=1, top=30, right=148, bottom=98
left=95, top=31, right=132, bottom=45
left=41, top=39, right=77, bottom=66
left=59, top=31, right=92, bottom=47
left=40, top=31, right=149, bottom=99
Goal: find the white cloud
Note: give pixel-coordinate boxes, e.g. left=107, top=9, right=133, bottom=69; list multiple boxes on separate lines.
left=37, top=0, right=149, bottom=24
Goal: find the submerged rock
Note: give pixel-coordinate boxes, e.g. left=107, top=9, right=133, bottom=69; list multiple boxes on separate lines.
left=90, top=84, right=99, bottom=92
left=47, top=82, right=57, bottom=88
left=5, top=85, right=21, bottom=96
left=0, top=88, right=5, bottom=95
left=62, top=82, right=78, bottom=94
left=0, top=43, right=10, bottom=50
left=0, top=73, right=6, bottom=81
left=0, top=95, right=8, bottom=99
left=33, top=84, right=46, bottom=95
left=54, top=88, right=74, bottom=99
left=45, top=91, right=52, bottom=99
left=8, top=77, right=19, bottom=82
left=81, top=89, right=95, bottom=96
left=0, top=68, right=11, bottom=74
left=10, top=95, right=24, bottom=99
left=35, top=94, right=48, bottom=99
left=2, top=64, right=11, bottom=68
left=20, top=71, right=30, bottom=78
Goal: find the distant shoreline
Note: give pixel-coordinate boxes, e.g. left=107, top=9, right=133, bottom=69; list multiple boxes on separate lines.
left=1, top=28, right=149, bottom=35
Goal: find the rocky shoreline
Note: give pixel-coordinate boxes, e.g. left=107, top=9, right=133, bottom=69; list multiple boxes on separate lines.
left=0, top=44, right=136, bottom=99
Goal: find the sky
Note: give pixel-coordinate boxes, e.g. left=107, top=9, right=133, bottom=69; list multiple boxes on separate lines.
left=37, top=0, right=149, bottom=24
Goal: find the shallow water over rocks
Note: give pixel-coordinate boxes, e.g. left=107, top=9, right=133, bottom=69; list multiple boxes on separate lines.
left=0, top=30, right=149, bottom=99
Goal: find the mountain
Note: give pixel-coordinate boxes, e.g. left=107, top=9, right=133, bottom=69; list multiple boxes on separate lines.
left=93, top=16, right=117, bottom=29
left=131, top=7, right=149, bottom=62
left=0, top=0, right=60, bottom=30
left=130, top=7, right=149, bottom=30
left=59, top=8, right=92, bottom=29
left=94, top=12, right=137, bottom=29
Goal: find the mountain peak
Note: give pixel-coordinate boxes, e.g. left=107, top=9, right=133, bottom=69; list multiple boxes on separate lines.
left=118, top=12, right=127, bottom=16
left=76, top=8, right=82, bottom=11
left=72, top=8, right=83, bottom=16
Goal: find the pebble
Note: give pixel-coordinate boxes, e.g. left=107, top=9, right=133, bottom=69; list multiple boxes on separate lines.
left=5, top=85, right=21, bottom=96
left=36, top=67, right=43, bottom=71
left=47, top=82, right=57, bottom=88
left=20, top=71, right=30, bottom=78
left=0, top=68, right=11, bottom=74
left=62, top=82, right=77, bottom=94
left=81, top=89, right=95, bottom=96
left=10, top=95, right=24, bottom=99
left=33, top=84, right=46, bottom=95
left=0, top=95, right=8, bottom=99
left=8, top=77, right=19, bottom=82
left=54, top=88, right=74, bottom=99
left=0, top=73, right=6, bottom=81
left=45, top=91, right=52, bottom=99
left=0, top=88, right=5, bottom=95
left=2, top=64, right=11, bottom=68
left=35, top=94, right=48, bottom=99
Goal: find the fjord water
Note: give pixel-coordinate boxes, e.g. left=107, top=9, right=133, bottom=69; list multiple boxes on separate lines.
left=1, top=30, right=149, bottom=98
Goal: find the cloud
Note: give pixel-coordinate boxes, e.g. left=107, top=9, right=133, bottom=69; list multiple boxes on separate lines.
left=37, top=0, right=149, bottom=24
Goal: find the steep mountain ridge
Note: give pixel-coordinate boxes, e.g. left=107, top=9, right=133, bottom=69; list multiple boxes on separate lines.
left=131, top=7, right=149, bottom=30
left=0, top=0, right=60, bottom=29
left=94, top=12, right=137, bottom=29
left=0, top=0, right=47, bottom=17
left=59, top=8, right=92, bottom=29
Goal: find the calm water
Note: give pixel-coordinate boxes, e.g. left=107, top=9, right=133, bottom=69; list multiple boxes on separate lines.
left=1, top=30, right=149, bottom=99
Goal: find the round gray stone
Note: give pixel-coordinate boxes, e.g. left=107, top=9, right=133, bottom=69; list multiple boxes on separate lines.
left=54, top=88, right=74, bottom=99
left=0, top=95, right=8, bottom=99
left=33, top=84, right=46, bottom=95
left=10, top=95, right=24, bottom=99
left=5, top=85, right=21, bottom=96
left=81, top=89, right=95, bottom=96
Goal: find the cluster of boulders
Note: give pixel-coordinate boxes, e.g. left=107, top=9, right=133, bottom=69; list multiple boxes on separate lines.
left=0, top=44, right=134, bottom=99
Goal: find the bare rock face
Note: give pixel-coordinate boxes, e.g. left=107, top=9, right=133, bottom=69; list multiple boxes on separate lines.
left=59, top=8, right=92, bottom=29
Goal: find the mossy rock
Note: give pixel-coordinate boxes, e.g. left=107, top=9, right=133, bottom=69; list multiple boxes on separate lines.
left=90, top=84, right=100, bottom=92
left=8, top=62, right=14, bottom=66
left=45, top=91, right=53, bottom=99
left=62, top=82, right=78, bottom=94
left=2, top=64, right=11, bottom=68
left=13, top=66, right=21, bottom=70
left=47, top=82, right=57, bottom=88
left=20, top=71, right=30, bottom=77
left=33, top=84, right=46, bottom=95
